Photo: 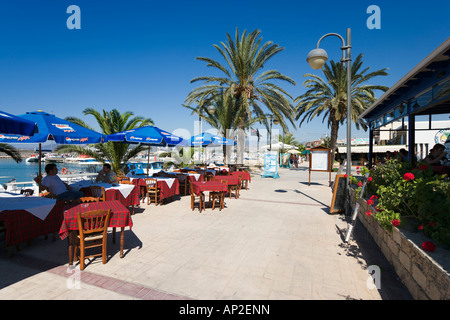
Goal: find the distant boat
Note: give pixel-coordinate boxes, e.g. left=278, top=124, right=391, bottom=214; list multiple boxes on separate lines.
left=124, top=161, right=163, bottom=176
left=44, top=153, right=65, bottom=163
left=25, top=154, right=39, bottom=163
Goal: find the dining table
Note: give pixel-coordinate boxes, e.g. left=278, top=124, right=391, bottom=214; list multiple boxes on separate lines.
left=69, top=180, right=140, bottom=208
left=0, top=192, right=65, bottom=249
left=191, top=181, right=228, bottom=209
left=129, top=175, right=180, bottom=204
left=230, top=170, right=251, bottom=189
left=59, top=200, right=133, bottom=265
left=213, top=175, right=241, bottom=198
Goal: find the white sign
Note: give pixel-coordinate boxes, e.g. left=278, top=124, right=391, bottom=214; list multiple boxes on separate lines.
left=311, top=150, right=329, bottom=171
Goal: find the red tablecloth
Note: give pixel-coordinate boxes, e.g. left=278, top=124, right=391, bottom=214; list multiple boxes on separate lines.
left=231, top=170, right=251, bottom=182
left=80, top=185, right=140, bottom=207
left=133, top=178, right=180, bottom=201
left=0, top=200, right=66, bottom=247
left=191, top=181, right=228, bottom=195
left=214, top=175, right=240, bottom=185
left=59, top=200, right=133, bottom=240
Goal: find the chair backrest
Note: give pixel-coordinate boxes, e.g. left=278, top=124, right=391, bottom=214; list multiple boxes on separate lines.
left=119, top=180, right=132, bottom=184
left=80, top=196, right=99, bottom=203
left=76, top=209, right=111, bottom=238
left=89, top=186, right=106, bottom=201
left=117, top=176, right=130, bottom=182
left=144, top=178, right=157, bottom=190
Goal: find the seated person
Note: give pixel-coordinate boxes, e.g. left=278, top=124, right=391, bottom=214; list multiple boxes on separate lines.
left=96, top=163, right=118, bottom=184
left=40, top=163, right=84, bottom=201
left=424, top=144, right=447, bottom=165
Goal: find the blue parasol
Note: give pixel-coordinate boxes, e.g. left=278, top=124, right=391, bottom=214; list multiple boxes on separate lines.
left=0, top=110, right=107, bottom=177
left=0, top=110, right=106, bottom=145
left=106, top=125, right=186, bottom=146
left=0, top=110, right=38, bottom=136
left=189, top=132, right=236, bottom=146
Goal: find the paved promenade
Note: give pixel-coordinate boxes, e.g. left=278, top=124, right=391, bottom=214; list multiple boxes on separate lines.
left=0, top=163, right=412, bottom=300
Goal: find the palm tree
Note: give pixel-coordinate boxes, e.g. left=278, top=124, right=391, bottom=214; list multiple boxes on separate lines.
left=0, top=143, right=22, bottom=163
left=56, top=108, right=153, bottom=174
left=184, top=90, right=266, bottom=163
left=295, top=53, right=388, bottom=162
left=185, top=28, right=296, bottom=164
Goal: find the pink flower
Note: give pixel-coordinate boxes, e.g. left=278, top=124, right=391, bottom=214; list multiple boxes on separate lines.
left=422, top=241, right=436, bottom=252
left=344, top=174, right=348, bottom=178
left=367, top=177, right=373, bottom=182
left=367, top=199, right=374, bottom=205
left=370, top=195, right=378, bottom=200
left=418, top=225, right=424, bottom=230
left=365, top=211, right=373, bottom=217
left=403, top=173, right=415, bottom=181
left=391, top=219, right=400, bottom=227
left=357, top=182, right=363, bottom=187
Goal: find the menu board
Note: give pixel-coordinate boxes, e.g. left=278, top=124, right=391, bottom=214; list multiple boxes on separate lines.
left=311, top=150, right=329, bottom=171
left=308, top=146, right=331, bottom=186
left=261, top=151, right=280, bottom=179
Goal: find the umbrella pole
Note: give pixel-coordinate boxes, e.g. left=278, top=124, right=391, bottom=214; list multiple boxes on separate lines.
left=147, top=146, right=150, bottom=177
left=37, top=143, right=42, bottom=192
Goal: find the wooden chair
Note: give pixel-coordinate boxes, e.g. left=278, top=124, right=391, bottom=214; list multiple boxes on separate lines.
left=119, top=180, right=133, bottom=185
left=209, top=179, right=225, bottom=211
left=80, top=196, right=99, bottom=203
left=229, top=177, right=241, bottom=199
left=89, top=186, right=106, bottom=202
left=117, top=176, right=131, bottom=183
left=74, top=209, right=111, bottom=270
left=189, top=182, right=205, bottom=212
left=175, top=174, right=189, bottom=196
left=144, top=178, right=159, bottom=205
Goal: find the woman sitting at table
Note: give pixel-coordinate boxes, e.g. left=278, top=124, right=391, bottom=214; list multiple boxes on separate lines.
left=424, top=143, right=447, bottom=165
left=96, top=163, right=118, bottom=184
left=40, top=163, right=84, bottom=201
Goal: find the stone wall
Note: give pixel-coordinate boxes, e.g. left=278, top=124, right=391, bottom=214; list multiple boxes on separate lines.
left=355, top=195, right=450, bottom=300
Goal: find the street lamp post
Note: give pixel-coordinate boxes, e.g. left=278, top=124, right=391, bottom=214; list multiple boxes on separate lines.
left=307, top=28, right=352, bottom=178
left=269, top=115, right=279, bottom=151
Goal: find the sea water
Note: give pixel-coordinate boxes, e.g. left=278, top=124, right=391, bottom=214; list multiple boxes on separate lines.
left=0, top=158, right=103, bottom=184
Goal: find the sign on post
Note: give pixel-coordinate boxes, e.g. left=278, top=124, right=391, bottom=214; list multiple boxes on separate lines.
left=261, top=151, right=280, bottom=179
left=308, top=145, right=332, bottom=186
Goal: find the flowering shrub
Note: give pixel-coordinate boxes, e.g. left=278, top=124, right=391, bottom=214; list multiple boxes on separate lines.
left=358, top=160, right=450, bottom=249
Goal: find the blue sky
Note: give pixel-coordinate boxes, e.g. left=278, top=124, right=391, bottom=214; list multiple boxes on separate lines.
left=0, top=0, right=449, bottom=144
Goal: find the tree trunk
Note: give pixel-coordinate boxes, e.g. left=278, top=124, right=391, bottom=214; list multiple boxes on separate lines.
left=329, top=118, right=340, bottom=167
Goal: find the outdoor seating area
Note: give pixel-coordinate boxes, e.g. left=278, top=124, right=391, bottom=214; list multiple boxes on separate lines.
left=126, top=166, right=251, bottom=211
left=0, top=163, right=251, bottom=271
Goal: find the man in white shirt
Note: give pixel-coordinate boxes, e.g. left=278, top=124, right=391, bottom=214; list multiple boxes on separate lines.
left=41, top=163, right=84, bottom=201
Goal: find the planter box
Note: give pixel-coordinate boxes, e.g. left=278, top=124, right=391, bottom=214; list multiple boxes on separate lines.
left=352, top=191, right=450, bottom=300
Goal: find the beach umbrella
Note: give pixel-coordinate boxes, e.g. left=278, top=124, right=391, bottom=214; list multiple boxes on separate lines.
left=0, top=110, right=37, bottom=136
left=301, top=150, right=311, bottom=155
left=287, top=149, right=300, bottom=154
left=188, top=133, right=236, bottom=163
left=260, top=142, right=298, bottom=151
left=189, top=132, right=236, bottom=146
left=0, top=110, right=107, bottom=177
left=106, top=125, right=187, bottom=176
left=107, top=125, right=186, bottom=146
